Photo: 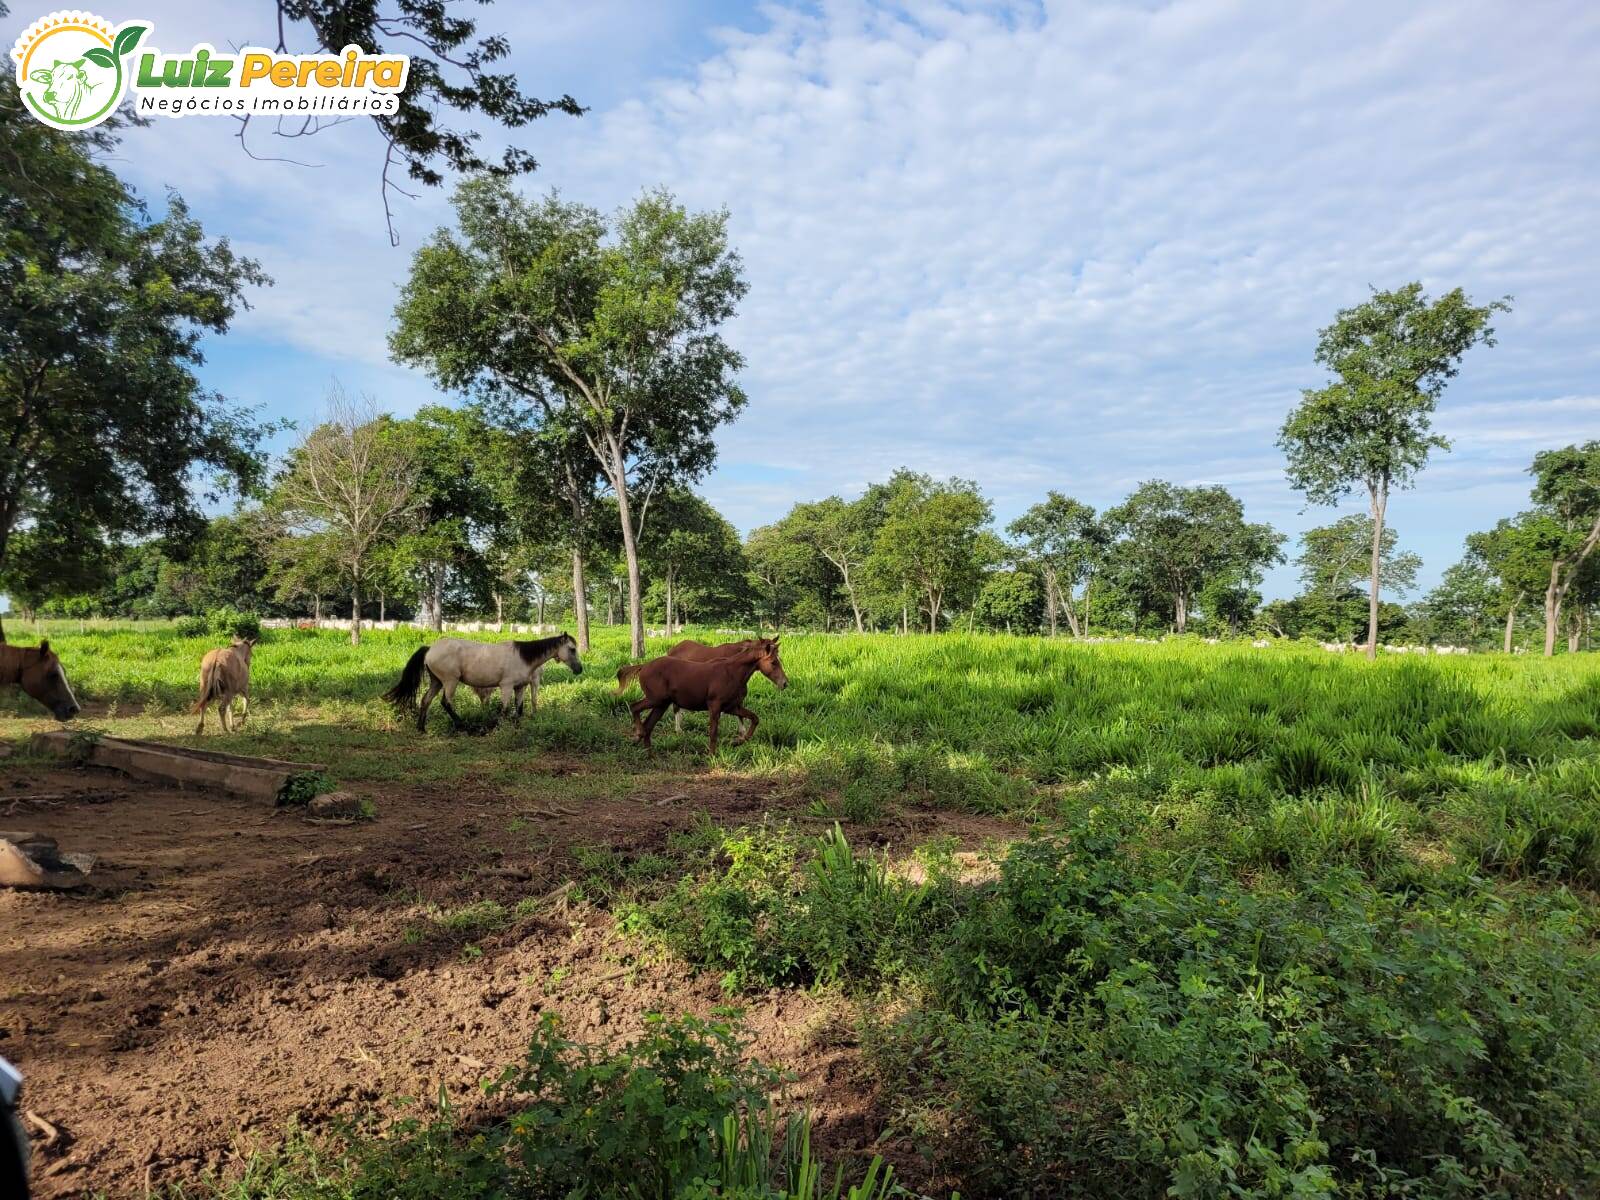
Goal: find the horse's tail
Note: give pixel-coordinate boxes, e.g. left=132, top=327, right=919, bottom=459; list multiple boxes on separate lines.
left=384, top=645, right=430, bottom=710
left=192, top=659, right=220, bottom=714
left=615, top=663, right=646, bottom=694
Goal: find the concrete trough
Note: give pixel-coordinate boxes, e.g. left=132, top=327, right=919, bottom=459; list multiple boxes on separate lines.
left=29, top=731, right=326, bottom=805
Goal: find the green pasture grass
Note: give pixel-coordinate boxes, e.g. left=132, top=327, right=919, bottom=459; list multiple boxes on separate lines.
left=2, top=621, right=1597, bottom=884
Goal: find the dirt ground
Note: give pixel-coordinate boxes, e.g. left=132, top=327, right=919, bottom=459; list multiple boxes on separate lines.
left=0, top=750, right=1012, bottom=1199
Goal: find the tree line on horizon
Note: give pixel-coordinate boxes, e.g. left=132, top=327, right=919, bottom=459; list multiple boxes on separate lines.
left=3, top=78, right=1598, bottom=654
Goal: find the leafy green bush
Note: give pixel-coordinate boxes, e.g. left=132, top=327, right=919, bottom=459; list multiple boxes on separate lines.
left=626, top=822, right=954, bottom=991
left=173, top=614, right=207, bottom=638
left=878, top=818, right=1600, bottom=1199
left=207, top=607, right=262, bottom=640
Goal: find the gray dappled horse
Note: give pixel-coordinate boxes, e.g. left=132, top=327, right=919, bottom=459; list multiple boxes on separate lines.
left=384, top=634, right=583, bottom=732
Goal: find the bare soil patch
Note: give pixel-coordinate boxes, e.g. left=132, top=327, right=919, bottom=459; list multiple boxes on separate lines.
left=1, top=752, right=1014, bottom=1198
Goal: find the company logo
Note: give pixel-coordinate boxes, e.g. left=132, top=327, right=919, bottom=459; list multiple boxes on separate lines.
left=11, top=11, right=145, bottom=128
left=12, top=10, right=410, bottom=129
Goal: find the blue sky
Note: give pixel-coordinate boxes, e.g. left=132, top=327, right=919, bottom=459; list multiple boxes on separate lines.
left=13, top=0, right=1600, bottom=600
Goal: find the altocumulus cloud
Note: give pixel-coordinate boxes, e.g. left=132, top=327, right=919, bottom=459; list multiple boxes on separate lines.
left=105, top=0, right=1600, bottom=594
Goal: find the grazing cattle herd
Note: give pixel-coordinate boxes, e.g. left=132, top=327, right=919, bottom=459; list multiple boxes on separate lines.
left=0, top=628, right=786, bottom=755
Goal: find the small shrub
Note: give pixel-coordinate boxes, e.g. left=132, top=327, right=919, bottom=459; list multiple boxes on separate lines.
left=207, top=607, right=262, bottom=641
left=173, top=614, right=207, bottom=638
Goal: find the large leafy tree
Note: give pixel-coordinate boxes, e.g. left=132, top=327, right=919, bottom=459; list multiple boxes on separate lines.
left=780, top=497, right=878, bottom=633
left=472, top=398, right=608, bottom=649
left=867, top=472, right=994, bottom=633
left=1104, top=481, right=1283, bottom=634
left=392, top=179, right=748, bottom=656
left=0, top=81, right=273, bottom=638
left=1279, top=283, right=1509, bottom=658
left=1528, top=442, right=1600, bottom=656
left=382, top=405, right=503, bottom=631
left=1007, top=493, right=1104, bottom=637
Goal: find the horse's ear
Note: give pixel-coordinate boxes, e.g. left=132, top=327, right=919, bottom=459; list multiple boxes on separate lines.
left=37, top=639, right=49, bottom=654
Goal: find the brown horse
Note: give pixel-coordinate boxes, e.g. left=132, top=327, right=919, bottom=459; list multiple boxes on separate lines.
left=192, top=637, right=255, bottom=734
left=617, top=638, right=787, bottom=754
left=0, top=640, right=80, bottom=721
left=663, top=637, right=762, bottom=731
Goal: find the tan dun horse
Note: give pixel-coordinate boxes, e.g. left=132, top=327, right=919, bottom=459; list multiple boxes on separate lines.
left=193, top=637, right=255, bottom=734
left=617, top=637, right=787, bottom=754
left=0, top=640, right=81, bottom=721
left=663, top=637, right=763, bottom=731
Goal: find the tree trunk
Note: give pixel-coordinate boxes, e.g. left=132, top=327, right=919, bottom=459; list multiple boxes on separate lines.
left=1174, top=592, right=1187, bottom=634
left=1569, top=607, right=1583, bottom=653
left=494, top=592, right=504, bottom=632
left=901, top=604, right=908, bottom=635
left=571, top=548, right=590, bottom=650
left=1544, top=560, right=1562, bottom=657
left=1046, top=572, right=1058, bottom=637
left=430, top=565, right=445, bottom=633
left=1503, top=594, right=1520, bottom=654
left=612, top=473, right=646, bottom=657
left=313, top=594, right=322, bottom=621
left=665, top=568, right=675, bottom=634
left=350, top=588, right=361, bottom=646
left=1366, top=482, right=1387, bottom=660
left=379, top=589, right=386, bottom=622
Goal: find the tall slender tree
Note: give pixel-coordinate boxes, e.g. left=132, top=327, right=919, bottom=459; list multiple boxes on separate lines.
left=1279, top=283, right=1509, bottom=658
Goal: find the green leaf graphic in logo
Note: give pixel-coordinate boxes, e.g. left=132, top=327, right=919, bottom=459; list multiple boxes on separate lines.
left=83, top=47, right=115, bottom=69
left=113, top=25, right=148, bottom=60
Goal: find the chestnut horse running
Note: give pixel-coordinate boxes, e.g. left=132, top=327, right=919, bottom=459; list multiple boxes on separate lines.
left=0, top=640, right=80, bottom=721
left=663, top=637, right=762, bottom=731
left=617, top=638, right=787, bottom=753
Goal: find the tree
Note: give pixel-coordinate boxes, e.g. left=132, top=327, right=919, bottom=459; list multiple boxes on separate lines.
left=1103, top=481, right=1284, bottom=634
left=1007, top=493, right=1105, bottom=637
left=1465, top=515, right=1561, bottom=653
left=1528, top=442, right=1600, bottom=656
left=473, top=399, right=608, bottom=649
left=784, top=497, right=877, bottom=632
left=1297, top=514, right=1421, bottom=602
left=391, top=179, right=748, bottom=657
left=383, top=406, right=502, bottom=631
left=266, top=387, right=421, bottom=644
left=233, top=2, right=582, bottom=243
left=1279, top=283, right=1510, bottom=658
left=745, top=522, right=818, bottom=632
left=868, top=473, right=993, bottom=632
left=639, top=490, right=747, bottom=630
left=0, top=81, right=273, bottom=639
left=973, top=567, right=1044, bottom=633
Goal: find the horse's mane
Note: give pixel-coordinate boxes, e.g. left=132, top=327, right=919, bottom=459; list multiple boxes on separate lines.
left=513, top=634, right=571, bottom=663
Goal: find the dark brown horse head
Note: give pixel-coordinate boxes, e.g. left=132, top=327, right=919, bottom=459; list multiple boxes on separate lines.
left=11, top=641, right=81, bottom=721
left=754, top=637, right=788, bottom=690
